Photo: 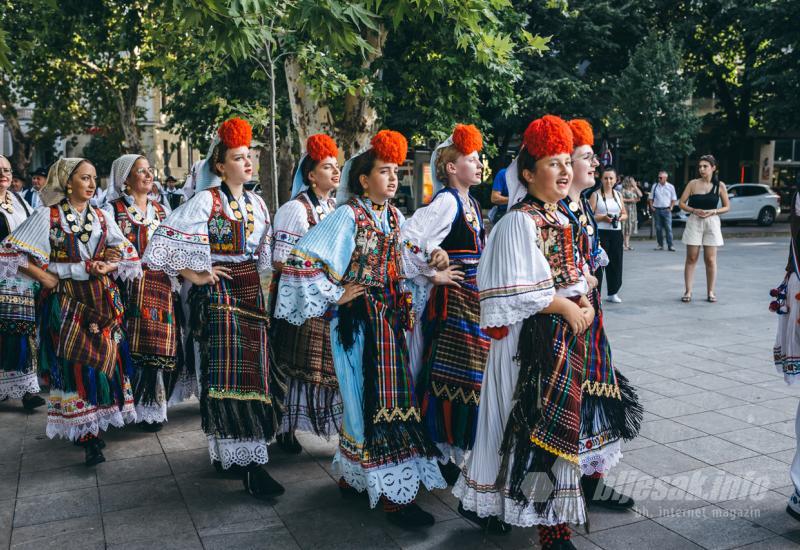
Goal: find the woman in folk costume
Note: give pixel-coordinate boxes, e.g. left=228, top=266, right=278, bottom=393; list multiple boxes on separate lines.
left=142, top=117, right=282, bottom=498
left=102, top=154, right=191, bottom=433
left=559, top=119, right=642, bottom=509
left=0, top=154, right=44, bottom=410
left=400, top=124, right=490, bottom=485
left=274, top=130, right=447, bottom=528
left=271, top=134, right=342, bottom=454
left=453, top=115, right=595, bottom=548
left=771, top=190, right=800, bottom=522
left=0, top=158, right=141, bottom=466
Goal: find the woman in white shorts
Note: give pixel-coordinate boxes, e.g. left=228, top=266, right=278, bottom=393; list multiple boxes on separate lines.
left=679, top=154, right=730, bottom=303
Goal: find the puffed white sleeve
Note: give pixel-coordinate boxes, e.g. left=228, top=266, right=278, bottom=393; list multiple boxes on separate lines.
left=250, top=194, right=273, bottom=274
left=141, top=191, right=213, bottom=276
left=400, top=191, right=458, bottom=279
left=0, top=207, right=52, bottom=276
left=477, top=210, right=555, bottom=328
left=272, top=200, right=310, bottom=266
left=103, top=213, right=143, bottom=281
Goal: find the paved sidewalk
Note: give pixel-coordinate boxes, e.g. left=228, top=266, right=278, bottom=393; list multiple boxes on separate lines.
left=1, top=237, right=799, bottom=549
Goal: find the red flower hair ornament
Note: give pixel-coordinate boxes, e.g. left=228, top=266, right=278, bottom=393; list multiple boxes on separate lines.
left=371, top=130, right=408, bottom=165
left=306, top=134, right=339, bottom=162
left=568, top=119, right=594, bottom=148
left=452, top=124, right=483, bottom=155
left=217, top=117, right=252, bottom=149
left=522, top=115, right=573, bottom=159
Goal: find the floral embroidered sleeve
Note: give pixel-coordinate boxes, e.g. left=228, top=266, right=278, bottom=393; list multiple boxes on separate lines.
left=252, top=194, right=273, bottom=274
left=273, top=206, right=356, bottom=326
left=271, top=200, right=310, bottom=266
left=141, top=191, right=212, bottom=276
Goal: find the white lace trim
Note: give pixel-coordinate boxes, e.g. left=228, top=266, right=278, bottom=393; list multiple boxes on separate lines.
left=480, top=292, right=554, bottom=329
left=436, top=443, right=468, bottom=468
left=135, top=402, right=167, bottom=424
left=0, top=372, right=39, bottom=400
left=116, top=259, right=143, bottom=282
left=207, top=436, right=269, bottom=470
left=0, top=252, right=28, bottom=278
left=46, top=406, right=137, bottom=441
left=332, top=450, right=447, bottom=508
left=256, top=233, right=272, bottom=274
left=167, top=373, right=199, bottom=405
left=273, top=270, right=343, bottom=326
left=453, top=459, right=586, bottom=527
left=143, top=240, right=211, bottom=277
left=579, top=438, right=622, bottom=476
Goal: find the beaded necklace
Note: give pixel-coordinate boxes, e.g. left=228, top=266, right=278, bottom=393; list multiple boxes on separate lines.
left=61, top=199, right=94, bottom=244
left=0, top=193, right=12, bottom=215
left=457, top=191, right=481, bottom=231
left=221, top=182, right=255, bottom=238
left=126, top=197, right=159, bottom=233
left=524, top=194, right=562, bottom=225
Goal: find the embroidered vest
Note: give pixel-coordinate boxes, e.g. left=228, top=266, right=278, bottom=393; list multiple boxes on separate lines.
left=436, top=189, right=484, bottom=261
left=295, top=192, right=334, bottom=228
left=0, top=192, right=31, bottom=242
left=110, top=198, right=167, bottom=254
left=514, top=202, right=581, bottom=288
left=342, top=198, right=404, bottom=287
left=206, top=187, right=258, bottom=256
left=49, top=206, right=108, bottom=263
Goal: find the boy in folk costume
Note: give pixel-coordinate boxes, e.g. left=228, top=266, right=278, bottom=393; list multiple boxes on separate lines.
left=454, top=116, right=594, bottom=548
left=274, top=130, right=448, bottom=528
left=271, top=134, right=342, bottom=453
left=0, top=158, right=141, bottom=466
left=401, top=124, right=490, bottom=485
left=143, top=118, right=282, bottom=498
left=559, top=119, right=642, bottom=508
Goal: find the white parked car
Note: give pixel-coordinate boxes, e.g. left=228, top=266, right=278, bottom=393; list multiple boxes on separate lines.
left=721, top=183, right=781, bottom=226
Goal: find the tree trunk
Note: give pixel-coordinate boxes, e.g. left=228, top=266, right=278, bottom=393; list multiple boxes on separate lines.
left=2, top=110, right=34, bottom=176
left=115, top=75, right=142, bottom=154
left=277, top=124, right=295, bottom=204
left=284, top=57, right=334, bottom=147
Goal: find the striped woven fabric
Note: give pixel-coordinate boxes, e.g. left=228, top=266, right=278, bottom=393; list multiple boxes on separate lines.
left=54, top=277, right=124, bottom=379
left=272, top=315, right=336, bottom=388
left=124, top=269, right=177, bottom=366
left=0, top=277, right=38, bottom=335
left=582, top=288, right=620, bottom=397
left=205, top=260, right=270, bottom=402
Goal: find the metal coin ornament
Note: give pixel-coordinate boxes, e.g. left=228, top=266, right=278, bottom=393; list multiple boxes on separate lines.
left=569, top=201, right=579, bottom=212
left=587, top=226, right=595, bottom=236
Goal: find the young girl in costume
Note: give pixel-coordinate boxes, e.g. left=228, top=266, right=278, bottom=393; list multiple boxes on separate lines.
left=274, top=130, right=447, bottom=528
left=0, top=157, right=141, bottom=465
left=454, top=115, right=594, bottom=549
left=142, top=118, right=282, bottom=498
left=0, top=154, right=43, bottom=410
left=271, top=134, right=342, bottom=453
left=401, top=124, right=489, bottom=485
left=561, top=120, right=641, bottom=509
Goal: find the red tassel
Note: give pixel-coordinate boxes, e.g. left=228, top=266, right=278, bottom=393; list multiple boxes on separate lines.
left=74, top=362, right=87, bottom=399
left=483, top=326, right=509, bottom=340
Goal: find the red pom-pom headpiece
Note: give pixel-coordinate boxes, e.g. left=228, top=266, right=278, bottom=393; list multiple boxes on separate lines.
left=452, top=124, right=483, bottom=155
left=217, top=117, right=252, bottom=149
left=306, top=134, right=338, bottom=162
left=370, top=130, right=407, bottom=165
left=568, top=119, right=594, bottom=148
left=522, top=115, right=573, bottom=159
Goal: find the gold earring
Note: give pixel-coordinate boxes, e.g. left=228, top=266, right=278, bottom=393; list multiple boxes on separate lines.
left=66, top=185, right=72, bottom=196
left=363, top=188, right=369, bottom=198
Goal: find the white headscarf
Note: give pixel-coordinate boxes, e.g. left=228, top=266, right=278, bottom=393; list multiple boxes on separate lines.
left=506, top=157, right=528, bottom=208
left=106, top=154, right=144, bottom=203
left=193, top=137, right=222, bottom=194
left=182, top=160, right=203, bottom=200
left=429, top=135, right=454, bottom=196
left=337, top=144, right=373, bottom=207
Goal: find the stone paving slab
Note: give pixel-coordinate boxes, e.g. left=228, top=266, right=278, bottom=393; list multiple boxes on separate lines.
left=2, top=236, right=800, bottom=548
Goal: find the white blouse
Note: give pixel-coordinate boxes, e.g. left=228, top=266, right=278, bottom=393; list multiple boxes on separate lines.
left=0, top=192, right=33, bottom=232
left=272, top=192, right=335, bottom=265
left=141, top=188, right=273, bottom=276
left=101, top=195, right=171, bottom=252
left=0, top=204, right=142, bottom=281
left=593, top=190, right=624, bottom=231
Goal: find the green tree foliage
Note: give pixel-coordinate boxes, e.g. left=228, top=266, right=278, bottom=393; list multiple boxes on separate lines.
left=611, top=33, right=700, bottom=178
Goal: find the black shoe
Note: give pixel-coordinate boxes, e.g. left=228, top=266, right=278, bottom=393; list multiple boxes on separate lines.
left=787, top=505, right=800, bottom=522
left=276, top=432, right=303, bottom=454
left=243, top=466, right=285, bottom=499
left=386, top=502, right=435, bottom=529
left=338, top=479, right=367, bottom=500
left=21, top=393, right=45, bottom=411
left=73, top=437, right=106, bottom=450
left=139, top=421, right=163, bottom=433
left=84, top=440, right=106, bottom=466
left=457, top=503, right=512, bottom=535
left=581, top=475, right=635, bottom=509
left=439, top=461, right=461, bottom=486
left=668, top=246, right=676, bottom=251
